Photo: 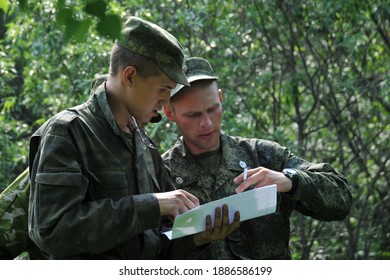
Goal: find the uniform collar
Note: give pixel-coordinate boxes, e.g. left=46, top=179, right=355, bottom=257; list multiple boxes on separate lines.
left=92, top=82, right=122, bottom=136
left=175, top=136, right=192, bottom=158
left=172, top=131, right=251, bottom=172
left=167, top=132, right=255, bottom=195
left=220, top=132, right=252, bottom=173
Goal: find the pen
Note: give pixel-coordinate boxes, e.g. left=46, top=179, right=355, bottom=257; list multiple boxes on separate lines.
left=239, top=161, right=249, bottom=181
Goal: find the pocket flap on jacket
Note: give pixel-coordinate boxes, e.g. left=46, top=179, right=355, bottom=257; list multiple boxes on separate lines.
left=35, top=172, right=87, bottom=188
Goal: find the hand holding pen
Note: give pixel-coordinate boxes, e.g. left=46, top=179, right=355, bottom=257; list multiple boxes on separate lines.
left=234, top=164, right=294, bottom=194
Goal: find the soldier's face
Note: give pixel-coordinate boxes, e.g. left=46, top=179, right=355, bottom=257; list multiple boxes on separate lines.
left=165, top=82, right=223, bottom=155
left=125, top=71, right=174, bottom=124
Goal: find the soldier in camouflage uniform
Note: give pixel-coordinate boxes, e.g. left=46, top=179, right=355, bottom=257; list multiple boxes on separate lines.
left=162, top=57, right=353, bottom=259
left=28, top=18, right=233, bottom=260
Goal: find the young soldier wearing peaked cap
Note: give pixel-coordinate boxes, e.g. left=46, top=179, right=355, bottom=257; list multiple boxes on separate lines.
left=162, top=57, right=352, bottom=259
left=28, top=17, right=234, bottom=259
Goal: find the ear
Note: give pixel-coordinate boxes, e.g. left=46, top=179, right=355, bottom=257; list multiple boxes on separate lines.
left=218, top=88, right=223, bottom=103
left=122, top=66, right=136, bottom=87
left=164, top=106, right=175, bottom=121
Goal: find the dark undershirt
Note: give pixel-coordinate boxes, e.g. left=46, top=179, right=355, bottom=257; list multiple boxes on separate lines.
left=193, top=147, right=222, bottom=179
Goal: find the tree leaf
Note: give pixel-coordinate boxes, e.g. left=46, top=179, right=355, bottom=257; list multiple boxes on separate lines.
left=56, top=7, right=73, bottom=26
left=96, top=14, right=121, bottom=40
left=18, top=0, right=27, bottom=12
left=0, top=0, right=8, bottom=13
left=84, top=0, right=107, bottom=17
left=64, top=18, right=92, bottom=43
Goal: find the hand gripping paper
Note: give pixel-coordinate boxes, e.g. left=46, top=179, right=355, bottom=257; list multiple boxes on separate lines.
left=163, top=184, right=277, bottom=239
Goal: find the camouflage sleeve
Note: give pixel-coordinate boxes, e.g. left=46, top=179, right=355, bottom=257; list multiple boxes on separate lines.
left=249, top=139, right=352, bottom=221
left=285, top=159, right=352, bottom=221
left=29, top=124, right=160, bottom=257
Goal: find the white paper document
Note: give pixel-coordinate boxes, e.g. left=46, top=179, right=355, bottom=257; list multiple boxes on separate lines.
left=163, top=184, right=277, bottom=240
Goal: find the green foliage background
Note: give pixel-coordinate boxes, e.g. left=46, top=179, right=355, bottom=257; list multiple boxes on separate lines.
left=1, top=0, right=389, bottom=259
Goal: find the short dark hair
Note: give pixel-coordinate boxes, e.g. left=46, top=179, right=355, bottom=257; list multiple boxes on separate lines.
left=109, top=43, right=163, bottom=78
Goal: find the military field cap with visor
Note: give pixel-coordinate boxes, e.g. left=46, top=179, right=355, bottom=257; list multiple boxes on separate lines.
left=170, top=57, right=218, bottom=97
left=116, top=16, right=189, bottom=86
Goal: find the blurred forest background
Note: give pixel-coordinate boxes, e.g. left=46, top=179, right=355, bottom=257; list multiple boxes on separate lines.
left=0, top=0, right=389, bottom=259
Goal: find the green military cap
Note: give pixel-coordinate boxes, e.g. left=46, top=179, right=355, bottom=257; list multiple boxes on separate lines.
left=117, top=16, right=189, bottom=86
left=170, top=57, right=218, bottom=97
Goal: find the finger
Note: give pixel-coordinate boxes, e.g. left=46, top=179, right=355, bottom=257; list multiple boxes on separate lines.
left=232, top=211, right=240, bottom=228
left=234, top=173, right=244, bottom=184
left=213, top=207, right=222, bottom=235
left=219, top=204, right=231, bottom=236
left=221, top=204, right=230, bottom=227
left=181, top=190, right=200, bottom=208
left=234, top=168, right=257, bottom=184
left=172, top=198, right=186, bottom=215
left=186, top=192, right=200, bottom=207
left=234, top=210, right=240, bottom=222
left=226, top=211, right=240, bottom=235
left=180, top=201, right=193, bottom=213
left=174, top=205, right=184, bottom=217
left=234, top=168, right=263, bottom=193
left=175, top=193, right=199, bottom=214
left=205, top=215, right=213, bottom=233
left=254, top=184, right=269, bottom=190
left=235, top=180, right=253, bottom=193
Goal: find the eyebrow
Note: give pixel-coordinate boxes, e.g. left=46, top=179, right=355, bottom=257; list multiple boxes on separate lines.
left=208, top=102, right=220, bottom=110
left=162, top=84, right=174, bottom=90
left=185, top=102, right=220, bottom=114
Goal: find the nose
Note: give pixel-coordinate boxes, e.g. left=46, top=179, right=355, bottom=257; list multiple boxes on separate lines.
left=200, top=114, right=212, bottom=127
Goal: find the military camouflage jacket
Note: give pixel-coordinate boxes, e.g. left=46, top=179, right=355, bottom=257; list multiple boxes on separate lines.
left=28, top=82, right=178, bottom=259
left=162, top=132, right=352, bottom=259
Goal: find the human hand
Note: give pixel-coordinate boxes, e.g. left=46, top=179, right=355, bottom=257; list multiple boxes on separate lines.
left=234, top=167, right=292, bottom=193
left=155, top=189, right=200, bottom=218
left=193, top=204, right=240, bottom=247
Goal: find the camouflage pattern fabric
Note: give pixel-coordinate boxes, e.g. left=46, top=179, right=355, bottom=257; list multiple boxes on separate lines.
left=28, top=82, right=176, bottom=259
left=162, top=132, right=352, bottom=259
left=170, top=56, right=218, bottom=97
left=118, top=16, right=188, bottom=86
left=0, top=168, right=45, bottom=259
